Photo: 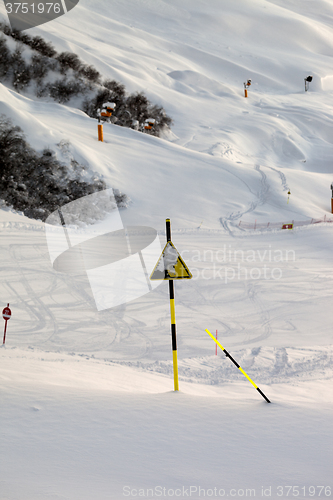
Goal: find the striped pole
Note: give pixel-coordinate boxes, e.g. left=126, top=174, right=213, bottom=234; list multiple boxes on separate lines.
left=216, top=330, right=217, bottom=356
left=166, top=219, right=179, bottom=391
left=205, top=329, right=271, bottom=403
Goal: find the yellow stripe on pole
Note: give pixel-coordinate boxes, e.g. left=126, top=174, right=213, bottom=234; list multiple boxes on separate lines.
left=173, top=350, right=179, bottom=391
left=205, top=329, right=225, bottom=352
left=170, top=299, right=176, bottom=324
left=205, top=328, right=269, bottom=400
left=238, top=367, right=258, bottom=389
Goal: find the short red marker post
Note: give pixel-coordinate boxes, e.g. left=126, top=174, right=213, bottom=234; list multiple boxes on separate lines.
left=2, top=304, right=11, bottom=345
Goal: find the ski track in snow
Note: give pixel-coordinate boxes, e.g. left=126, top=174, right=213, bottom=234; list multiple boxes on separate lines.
left=1, top=217, right=333, bottom=360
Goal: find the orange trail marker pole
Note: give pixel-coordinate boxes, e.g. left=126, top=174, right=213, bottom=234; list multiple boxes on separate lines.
left=98, top=123, right=104, bottom=142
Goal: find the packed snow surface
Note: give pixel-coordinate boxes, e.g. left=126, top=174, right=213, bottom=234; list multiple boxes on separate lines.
left=0, top=0, right=333, bottom=499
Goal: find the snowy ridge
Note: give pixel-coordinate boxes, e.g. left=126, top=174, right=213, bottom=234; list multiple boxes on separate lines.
left=117, top=346, right=333, bottom=386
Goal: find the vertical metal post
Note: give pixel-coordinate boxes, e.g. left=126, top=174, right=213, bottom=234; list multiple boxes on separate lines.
left=98, top=123, right=104, bottom=142
left=3, top=320, right=7, bottom=345
left=166, top=218, right=179, bottom=391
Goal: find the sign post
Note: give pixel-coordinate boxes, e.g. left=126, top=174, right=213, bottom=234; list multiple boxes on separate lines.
left=150, top=219, right=192, bottom=391
left=304, top=75, right=313, bottom=92
left=2, top=304, right=11, bottom=345
left=243, top=79, right=251, bottom=97
left=282, top=223, right=293, bottom=230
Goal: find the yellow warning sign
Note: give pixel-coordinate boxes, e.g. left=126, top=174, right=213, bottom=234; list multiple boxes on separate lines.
left=150, top=241, right=192, bottom=280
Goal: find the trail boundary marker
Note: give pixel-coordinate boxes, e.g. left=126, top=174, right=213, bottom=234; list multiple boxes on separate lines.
left=2, top=304, right=11, bottom=345
left=205, top=329, right=271, bottom=403
left=150, top=219, right=192, bottom=391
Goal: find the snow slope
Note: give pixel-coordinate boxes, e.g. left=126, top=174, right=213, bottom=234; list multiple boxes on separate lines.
left=0, top=0, right=333, bottom=499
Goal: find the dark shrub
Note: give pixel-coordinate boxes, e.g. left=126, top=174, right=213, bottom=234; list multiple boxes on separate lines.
left=0, top=26, right=173, bottom=137
left=79, top=64, right=101, bottom=83
left=0, top=116, right=28, bottom=178
left=0, top=23, right=57, bottom=57
left=82, top=88, right=113, bottom=118
left=30, top=54, right=51, bottom=82
left=145, top=104, right=173, bottom=136
left=0, top=22, right=13, bottom=36
left=57, top=52, right=82, bottom=74
left=0, top=37, right=11, bottom=79
left=29, top=36, right=57, bottom=57
left=82, top=80, right=127, bottom=121
left=9, top=27, right=32, bottom=45
left=103, top=79, right=126, bottom=98
left=125, top=92, right=150, bottom=123
left=45, top=79, right=84, bottom=103
left=0, top=115, right=112, bottom=221
left=11, top=46, right=31, bottom=92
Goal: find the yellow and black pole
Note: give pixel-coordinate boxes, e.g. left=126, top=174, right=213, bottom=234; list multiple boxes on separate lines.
left=206, top=329, right=271, bottom=403
left=166, top=219, right=179, bottom=391
left=150, top=218, right=191, bottom=391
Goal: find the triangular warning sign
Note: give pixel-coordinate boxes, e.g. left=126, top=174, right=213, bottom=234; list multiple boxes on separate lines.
left=150, top=241, right=192, bottom=280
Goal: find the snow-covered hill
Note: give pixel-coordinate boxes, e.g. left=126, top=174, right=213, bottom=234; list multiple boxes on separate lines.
left=0, top=1, right=332, bottom=499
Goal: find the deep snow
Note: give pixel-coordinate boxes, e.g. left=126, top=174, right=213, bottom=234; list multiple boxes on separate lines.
left=0, top=0, right=333, bottom=499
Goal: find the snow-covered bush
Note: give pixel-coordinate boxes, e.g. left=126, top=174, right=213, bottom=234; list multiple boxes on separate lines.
left=82, top=80, right=127, bottom=122
left=0, top=115, right=128, bottom=221
left=0, top=23, right=173, bottom=137
left=57, top=51, right=82, bottom=74
left=79, top=64, right=101, bottom=84
left=83, top=85, right=173, bottom=135
left=11, top=46, right=32, bottom=91
left=30, top=54, right=55, bottom=83
left=0, top=37, right=11, bottom=79
left=43, top=78, right=86, bottom=104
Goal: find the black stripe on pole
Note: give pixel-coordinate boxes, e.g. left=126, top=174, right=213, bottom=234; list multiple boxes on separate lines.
left=58, top=208, right=66, bottom=227
left=169, top=276, right=177, bottom=351
left=165, top=219, right=172, bottom=279
left=206, top=329, right=271, bottom=403
left=171, top=323, right=177, bottom=351
left=223, top=348, right=240, bottom=369
left=166, top=218, right=171, bottom=242
left=257, top=388, right=271, bottom=403
left=169, top=279, right=174, bottom=300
